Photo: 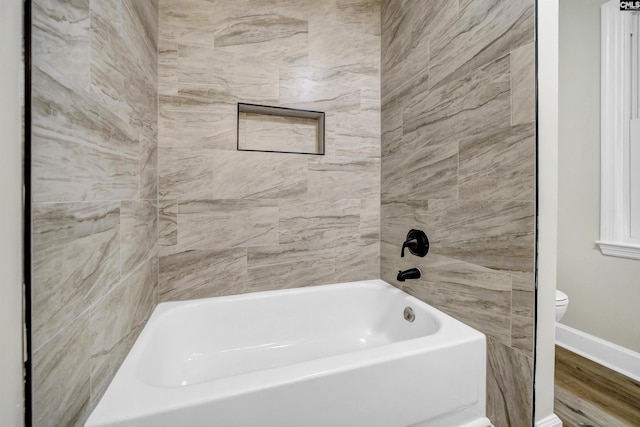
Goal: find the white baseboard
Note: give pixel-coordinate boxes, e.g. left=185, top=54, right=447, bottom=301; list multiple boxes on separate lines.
left=535, top=414, right=562, bottom=427
left=556, top=323, right=640, bottom=382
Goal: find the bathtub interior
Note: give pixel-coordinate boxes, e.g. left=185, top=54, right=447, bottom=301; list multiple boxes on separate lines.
left=138, top=282, right=441, bottom=387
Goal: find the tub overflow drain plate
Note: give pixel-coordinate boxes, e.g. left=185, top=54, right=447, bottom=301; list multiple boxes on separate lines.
left=403, top=306, right=415, bottom=323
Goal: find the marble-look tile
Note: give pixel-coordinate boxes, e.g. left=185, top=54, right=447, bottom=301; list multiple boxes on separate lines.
left=429, top=0, right=534, bottom=88
left=159, top=249, right=247, bottom=301
left=359, top=198, right=381, bottom=242
left=210, top=150, right=308, bottom=199
left=308, top=158, right=380, bottom=200
left=177, top=46, right=280, bottom=102
left=140, top=130, right=158, bottom=200
left=158, top=41, right=178, bottom=96
left=239, top=113, right=320, bottom=154
left=33, top=311, right=91, bottom=427
left=158, top=147, right=214, bottom=199
left=89, top=257, right=158, bottom=403
left=400, top=254, right=513, bottom=345
left=177, top=200, right=279, bottom=251
left=158, top=199, right=178, bottom=256
left=380, top=200, right=429, bottom=245
left=381, top=140, right=458, bottom=201
left=120, top=200, right=158, bottom=276
left=335, top=110, right=381, bottom=158
left=158, top=0, right=217, bottom=47
left=32, top=0, right=91, bottom=91
left=278, top=66, right=362, bottom=113
left=511, top=42, right=536, bottom=125
left=309, top=15, right=379, bottom=75
left=334, top=238, right=379, bottom=282
left=214, top=14, right=309, bottom=66
left=381, top=0, right=457, bottom=98
left=159, top=98, right=237, bottom=150
left=279, top=199, right=361, bottom=244
left=247, top=243, right=336, bottom=291
left=32, top=66, right=139, bottom=202
left=427, top=199, right=535, bottom=273
left=486, top=337, right=533, bottom=427
left=122, top=0, right=159, bottom=77
left=32, top=202, right=120, bottom=351
left=336, top=0, right=381, bottom=36
left=511, top=272, right=535, bottom=356
left=459, top=123, right=535, bottom=201
left=403, top=55, right=511, bottom=152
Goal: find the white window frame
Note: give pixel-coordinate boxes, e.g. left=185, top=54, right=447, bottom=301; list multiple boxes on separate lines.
left=597, top=1, right=640, bottom=260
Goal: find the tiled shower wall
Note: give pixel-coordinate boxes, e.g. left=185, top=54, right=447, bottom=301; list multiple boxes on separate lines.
left=157, top=0, right=381, bottom=300
left=31, top=0, right=159, bottom=425
left=380, top=0, right=536, bottom=426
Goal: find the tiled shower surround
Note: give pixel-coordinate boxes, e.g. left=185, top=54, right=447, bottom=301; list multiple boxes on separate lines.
left=31, top=0, right=537, bottom=426
left=156, top=0, right=382, bottom=300
left=380, top=0, right=536, bottom=425
left=31, top=0, right=159, bottom=425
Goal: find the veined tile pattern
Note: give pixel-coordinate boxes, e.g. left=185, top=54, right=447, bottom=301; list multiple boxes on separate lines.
left=31, top=0, right=159, bottom=425
left=380, top=0, right=535, bottom=426
left=158, top=0, right=381, bottom=301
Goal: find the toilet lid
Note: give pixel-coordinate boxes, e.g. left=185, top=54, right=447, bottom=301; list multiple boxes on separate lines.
left=556, top=290, right=568, bottom=303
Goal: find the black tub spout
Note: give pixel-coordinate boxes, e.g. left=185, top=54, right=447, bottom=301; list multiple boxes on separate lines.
left=396, top=268, right=421, bottom=282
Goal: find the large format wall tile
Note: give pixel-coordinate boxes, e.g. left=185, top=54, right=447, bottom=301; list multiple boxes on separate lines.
left=32, top=0, right=159, bottom=424
left=381, top=0, right=536, bottom=424
left=158, top=0, right=381, bottom=300
left=32, top=202, right=120, bottom=351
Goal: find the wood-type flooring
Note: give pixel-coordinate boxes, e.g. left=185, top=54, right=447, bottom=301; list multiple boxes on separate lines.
left=555, top=345, right=640, bottom=426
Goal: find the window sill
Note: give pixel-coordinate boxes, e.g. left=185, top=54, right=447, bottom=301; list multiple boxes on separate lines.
left=596, top=240, right=640, bottom=260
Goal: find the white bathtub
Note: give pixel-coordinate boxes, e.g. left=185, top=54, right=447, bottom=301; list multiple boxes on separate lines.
left=86, top=280, right=489, bottom=427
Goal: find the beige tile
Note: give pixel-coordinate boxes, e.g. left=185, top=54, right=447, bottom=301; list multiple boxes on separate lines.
left=210, top=150, right=308, bottom=199
left=381, top=140, right=459, bottom=201
left=32, top=202, right=120, bottom=351
left=140, top=130, right=158, bottom=200
left=89, top=257, right=158, bottom=403
left=32, top=66, right=139, bottom=203
left=158, top=199, right=178, bottom=256
left=32, top=0, right=91, bottom=91
left=428, top=199, right=535, bottom=273
left=159, top=248, right=247, bottom=301
left=403, top=55, right=511, bottom=152
left=429, top=0, right=534, bottom=88
left=247, top=243, right=336, bottom=291
left=459, top=123, right=535, bottom=201
left=486, top=337, right=533, bottom=427
left=308, top=158, right=380, bottom=200
left=334, top=238, right=380, bottom=282
left=401, top=254, right=513, bottom=345
left=121, top=200, right=158, bottom=276
left=359, top=198, right=381, bottom=242
left=159, top=99, right=237, bottom=150
left=511, top=272, right=535, bottom=356
left=158, top=147, right=214, bottom=199
left=177, top=199, right=279, bottom=251
left=380, top=200, right=429, bottom=245
left=278, top=199, right=361, bottom=245
left=335, top=110, right=381, bottom=158
left=336, top=0, right=381, bottom=36
left=511, top=42, right=536, bottom=125
left=33, top=311, right=91, bottom=427
left=214, top=14, right=309, bottom=66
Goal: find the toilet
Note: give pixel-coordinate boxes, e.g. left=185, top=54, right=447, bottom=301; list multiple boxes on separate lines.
left=555, top=290, right=569, bottom=321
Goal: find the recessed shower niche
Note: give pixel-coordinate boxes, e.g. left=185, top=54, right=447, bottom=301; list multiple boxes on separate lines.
left=237, top=103, right=325, bottom=155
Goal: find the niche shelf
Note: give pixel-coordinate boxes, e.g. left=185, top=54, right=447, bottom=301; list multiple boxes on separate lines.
left=237, top=103, right=325, bottom=155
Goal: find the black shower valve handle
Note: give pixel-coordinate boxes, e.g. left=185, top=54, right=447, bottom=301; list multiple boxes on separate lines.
left=400, top=229, right=429, bottom=258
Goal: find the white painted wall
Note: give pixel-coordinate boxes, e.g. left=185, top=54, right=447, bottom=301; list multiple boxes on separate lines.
left=536, top=0, right=561, bottom=425
left=0, top=0, right=25, bottom=425
left=558, top=0, right=640, bottom=353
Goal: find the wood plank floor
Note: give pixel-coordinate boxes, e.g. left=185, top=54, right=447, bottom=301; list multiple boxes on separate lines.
left=554, top=345, right=640, bottom=427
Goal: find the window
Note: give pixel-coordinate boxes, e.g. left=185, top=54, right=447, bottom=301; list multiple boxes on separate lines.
left=597, top=1, right=640, bottom=259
